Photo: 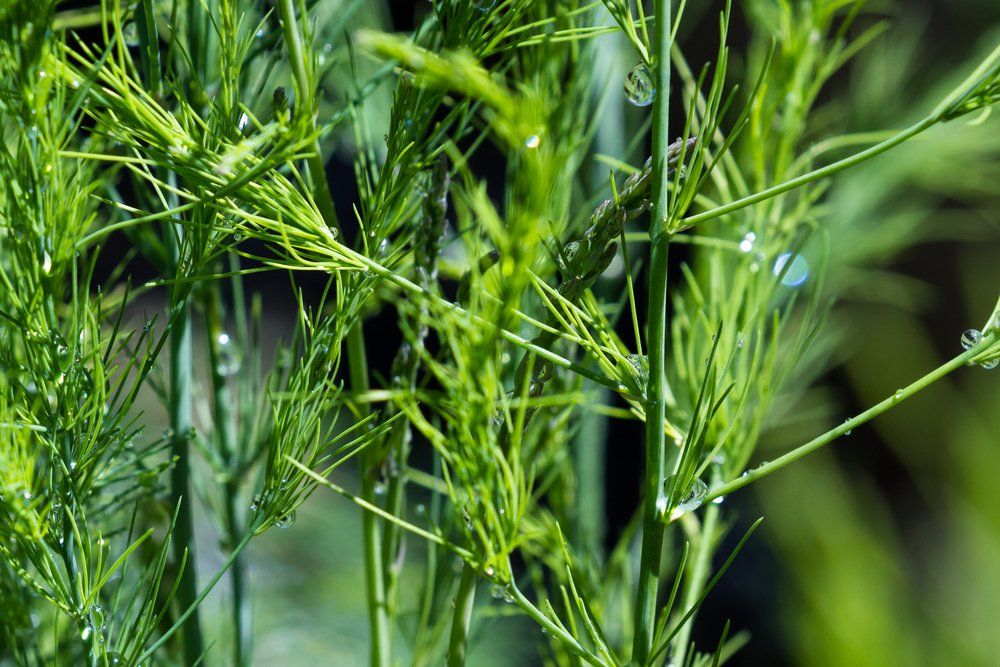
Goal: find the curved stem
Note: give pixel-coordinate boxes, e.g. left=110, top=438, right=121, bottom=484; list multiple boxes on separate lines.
left=445, top=563, right=478, bottom=667
left=705, top=331, right=999, bottom=502
left=633, top=1, right=671, bottom=664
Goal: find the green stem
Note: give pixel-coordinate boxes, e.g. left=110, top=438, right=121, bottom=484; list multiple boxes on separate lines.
left=633, top=1, right=671, bottom=664
left=682, top=116, right=937, bottom=229
left=446, top=563, right=478, bottom=667
left=204, top=286, right=251, bottom=667
left=705, top=332, right=999, bottom=502
left=669, top=499, right=720, bottom=665
left=140, top=532, right=255, bottom=662
left=277, top=2, right=381, bottom=663
left=508, top=581, right=605, bottom=667
left=167, top=284, right=202, bottom=664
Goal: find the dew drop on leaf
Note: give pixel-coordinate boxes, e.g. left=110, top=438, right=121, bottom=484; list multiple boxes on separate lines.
left=275, top=511, right=296, bottom=529
left=624, top=63, right=655, bottom=107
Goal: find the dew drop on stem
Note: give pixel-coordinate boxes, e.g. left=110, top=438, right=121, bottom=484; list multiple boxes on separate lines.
left=961, top=328, right=981, bottom=350
left=624, top=63, right=655, bottom=107
left=276, top=511, right=296, bottom=529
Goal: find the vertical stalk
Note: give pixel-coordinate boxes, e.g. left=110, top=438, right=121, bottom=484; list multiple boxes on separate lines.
left=276, top=4, right=381, bottom=663
left=446, top=563, right=478, bottom=667
left=205, top=286, right=251, bottom=667
left=167, top=263, right=203, bottom=664
left=633, top=1, right=672, bottom=664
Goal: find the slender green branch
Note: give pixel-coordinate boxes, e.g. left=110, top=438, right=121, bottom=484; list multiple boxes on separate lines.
left=682, top=116, right=937, bottom=228
left=139, top=532, right=255, bottom=661
left=509, top=582, right=606, bottom=667
left=670, top=501, right=720, bottom=665
left=706, top=331, right=1000, bottom=502
left=633, top=1, right=672, bottom=663
left=278, top=0, right=340, bottom=231
left=445, top=563, right=478, bottom=667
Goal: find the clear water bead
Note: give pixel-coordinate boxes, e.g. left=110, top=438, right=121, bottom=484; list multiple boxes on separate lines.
left=960, top=328, right=981, bottom=350
left=624, top=63, right=655, bottom=107
left=677, top=478, right=708, bottom=513
left=773, top=252, right=809, bottom=286
left=524, top=134, right=541, bottom=149
left=739, top=232, right=756, bottom=253
left=275, top=511, right=296, bottom=529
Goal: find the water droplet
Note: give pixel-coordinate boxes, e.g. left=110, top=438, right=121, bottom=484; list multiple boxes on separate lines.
left=739, top=232, right=756, bottom=253
left=216, top=332, right=241, bottom=377
left=143, top=319, right=152, bottom=333
left=894, top=389, right=903, bottom=399
left=42, top=251, right=52, bottom=274
left=162, top=428, right=174, bottom=440
left=736, top=332, right=745, bottom=349
left=89, top=603, right=106, bottom=631
left=626, top=353, right=649, bottom=387
left=772, top=252, right=809, bottom=287
left=982, top=357, right=999, bottom=370
left=960, top=328, right=981, bottom=350
left=122, top=22, right=139, bottom=46
left=70, top=79, right=81, bottom=89
left=524, top=134, right=541, bottom=149
left=655, top=495, right=667, bottom=515
left=275, top=511, right=296, bottom=529
left=414, top=503, right=426, bottom=516
left=677, top=478, right=708, bottom=513
left=843, top=419, right=852, bottom=435
left=107, top=653, right=122, bottom=665
left=484, top=565, right=495, bottom=577
left=490, top=583, right=515, bottom=603
left=38, top=69, right=47, bottom=79
left=249, top=495, right=263, bottom=512
left=255, top=27, right=266, bottom=40
left=624, top=62, right=655, bottom=107
left=373, top=480, right=387, bottom=496
left=237, top=112, right=250, bottom=132
left=712, top=496, right=724, bottom=505
left=49, top=503, right=65, bottom=539
left=322, top=42, right=333, bottom=53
